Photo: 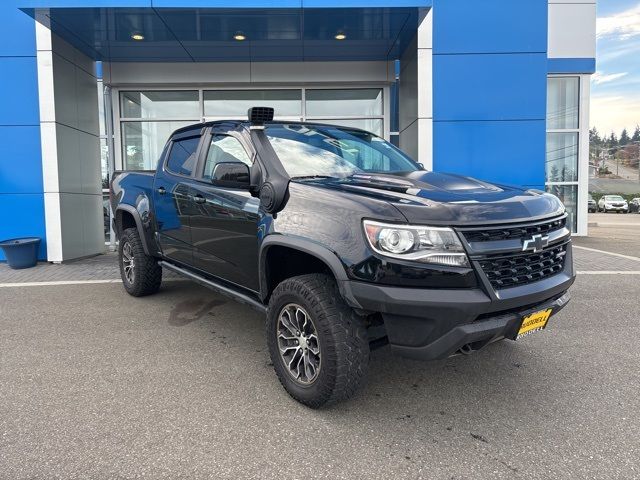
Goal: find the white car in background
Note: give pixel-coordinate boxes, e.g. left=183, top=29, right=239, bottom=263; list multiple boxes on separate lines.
left=598, top=195, right=628, bottom=213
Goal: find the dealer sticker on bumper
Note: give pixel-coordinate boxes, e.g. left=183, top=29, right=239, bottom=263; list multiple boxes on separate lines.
left=517, top=308, right=552, bottom=339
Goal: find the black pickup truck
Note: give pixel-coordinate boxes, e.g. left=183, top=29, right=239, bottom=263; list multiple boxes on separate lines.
left=110, top=107, right=574, bottom=408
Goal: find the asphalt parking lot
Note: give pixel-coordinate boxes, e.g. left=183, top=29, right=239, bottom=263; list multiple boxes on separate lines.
left=1, top=269, right=639, bottom=478
left=572, top=212, right=640, bottom=257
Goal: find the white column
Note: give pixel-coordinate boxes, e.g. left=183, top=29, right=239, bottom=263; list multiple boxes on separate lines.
left=548, top=1, right=596, bottom=60
left=399, top=8, right=432, bottom=168
left=577, top=75, right=590, bottom=236
left=36, top=20, right=103, bottom=262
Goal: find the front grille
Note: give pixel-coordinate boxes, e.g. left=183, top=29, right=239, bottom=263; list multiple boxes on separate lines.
left=478, top=242, right=568, bottom=289
left=463, top=216, right=566, bottom=243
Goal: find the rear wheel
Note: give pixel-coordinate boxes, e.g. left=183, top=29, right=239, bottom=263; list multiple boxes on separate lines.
left=266, top=274, right=369, bottom=408
left=119, top=227, right=162, bottom=297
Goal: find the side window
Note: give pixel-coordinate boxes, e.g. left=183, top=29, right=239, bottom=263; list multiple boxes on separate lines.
left=166, top=136, right=200, bottom=176
left=203, top=135, right=252, bottom=180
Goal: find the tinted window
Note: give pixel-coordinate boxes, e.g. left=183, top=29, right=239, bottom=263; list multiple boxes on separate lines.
left=166, top=136, right=200, bottom=176
left=203, top=135, right=252, bottom=180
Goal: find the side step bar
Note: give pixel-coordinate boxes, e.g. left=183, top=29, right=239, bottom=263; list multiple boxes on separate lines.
left=158, top=261, right=266, bottom=314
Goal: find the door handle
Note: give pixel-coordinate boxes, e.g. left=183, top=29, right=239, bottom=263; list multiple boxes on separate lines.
left=192, top=194, right=206, bottom=204
left=157, top=186, right=166, bottom=195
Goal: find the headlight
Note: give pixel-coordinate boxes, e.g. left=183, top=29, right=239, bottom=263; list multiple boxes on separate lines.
left=363, top=220, right=470, bottom=267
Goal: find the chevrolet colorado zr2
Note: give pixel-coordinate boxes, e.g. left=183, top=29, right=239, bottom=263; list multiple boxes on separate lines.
left=110, top=107, right=575, bottom=408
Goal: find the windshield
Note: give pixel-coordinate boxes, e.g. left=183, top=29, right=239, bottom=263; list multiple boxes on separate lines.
left=265, top=124, right=420, bottom=178
left=605, top=195, right=624, bottom=201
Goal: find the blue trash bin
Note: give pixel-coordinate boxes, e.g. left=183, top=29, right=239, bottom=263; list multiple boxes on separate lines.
left=0, top=237, right=41, bottom=269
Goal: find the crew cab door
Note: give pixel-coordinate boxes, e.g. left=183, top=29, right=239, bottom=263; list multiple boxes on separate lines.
left=152, top=132, right=202, bottom=265
left=187, top=127, right=260, bottom=292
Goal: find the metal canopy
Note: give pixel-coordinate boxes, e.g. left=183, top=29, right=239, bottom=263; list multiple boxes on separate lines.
left=24, top=6, right=425, bottom=62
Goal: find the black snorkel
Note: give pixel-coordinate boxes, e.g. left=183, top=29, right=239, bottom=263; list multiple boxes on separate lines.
left=247, top=107, right=290, bottom=216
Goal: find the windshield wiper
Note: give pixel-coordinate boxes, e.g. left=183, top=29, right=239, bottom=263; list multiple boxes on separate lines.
left=291, top=175, right=337, bottom=180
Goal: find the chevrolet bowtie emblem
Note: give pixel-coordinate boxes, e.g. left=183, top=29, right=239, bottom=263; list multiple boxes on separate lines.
left=522, top=233, right=549, bottom=253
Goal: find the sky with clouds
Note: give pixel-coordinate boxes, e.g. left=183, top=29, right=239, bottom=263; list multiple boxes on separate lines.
left=591, top=0, right=640, bottom=136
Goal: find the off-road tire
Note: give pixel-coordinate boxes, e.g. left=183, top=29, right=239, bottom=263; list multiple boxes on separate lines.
left=119, top=227, right=162, bottom=297
left=266, top=273, right=369, bottom=408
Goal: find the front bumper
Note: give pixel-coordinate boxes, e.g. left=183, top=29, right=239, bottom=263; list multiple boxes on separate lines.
left=340, top=245, right=575, bottom=361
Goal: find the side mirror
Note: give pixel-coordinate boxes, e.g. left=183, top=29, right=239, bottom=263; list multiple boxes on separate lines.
left=211, top=162, right=250, bottom=188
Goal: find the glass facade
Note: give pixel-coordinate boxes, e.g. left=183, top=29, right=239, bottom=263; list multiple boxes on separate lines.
left=546, top=77, right=580, bottom=233
left=546, top=132, right=578, bottom=183
left=305, top=89, right=382, bottom=117
left=121, top=91, right=199, bottom=119
left=119, top=88, right=385, bottom=170
left=122, top=121, right=193, bottom=170
left=546, top=77, right=579, bottom=130
left=204, top=90, right=302, bottom=117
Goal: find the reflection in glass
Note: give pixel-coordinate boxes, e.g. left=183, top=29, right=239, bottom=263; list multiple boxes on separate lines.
left=309, top=119, right=383, bottom=136
left=266, top=124, right=417, bottom=178
left=546, top=185, right=577, bottom=233
left=102, top=194, right=110, bottom=241
left=204, top=90, right=301, bottom=117
left=120, top=91, right=199, bottom=119
left=546, top=132, right=578, bottom=182
left=100, top=138, right=109, bottom=190
left=306, top=89, right=383, bottom=117
left=204, top=135, right=252, bottom=179
left=166, top=136, right=200, bottom=176
left=547, top=77, right=579, bottom=130
left=122, top=121, right=192, bottom=170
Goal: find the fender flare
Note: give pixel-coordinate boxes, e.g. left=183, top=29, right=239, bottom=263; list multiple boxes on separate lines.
left=115, top=204, right=152, bottom=256
left=259, top=236, right=356, bottom=304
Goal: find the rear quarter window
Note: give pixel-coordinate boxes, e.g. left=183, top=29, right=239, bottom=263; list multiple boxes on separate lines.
left=166, top=136, right=200, bottom=176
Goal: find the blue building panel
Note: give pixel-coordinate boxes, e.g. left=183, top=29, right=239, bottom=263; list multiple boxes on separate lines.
left=0, top=2, right=37, bottom=56
left=0, top=57, right=41, bottom=126
left=302, top=0, right=429, bottom=6
left=17, top=0, right=152, bottom=7
left=0, top=126, right=43, bottom=194
left=433, top=120, right=546, bottom=188
left=433, top=53, right=547, bottom=122
left=0, top=193, right=47, bottom=261
left=548, top=58, right=596, bottom=74
left=432, top=0, right=546, bottom=55
left=153, top=0, right=301, bottom=7
left=0, top=2, right=45, bottom=261
left=431, top=0, right=548, bottom=189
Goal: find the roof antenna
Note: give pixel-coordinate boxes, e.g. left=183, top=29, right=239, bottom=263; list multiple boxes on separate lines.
left=248, top=107, right=274, bottom=130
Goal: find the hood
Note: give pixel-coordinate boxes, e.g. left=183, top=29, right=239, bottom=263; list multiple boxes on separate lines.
left=293, top=171, right=565, bottom=225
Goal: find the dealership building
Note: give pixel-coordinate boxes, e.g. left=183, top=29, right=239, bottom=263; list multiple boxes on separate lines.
left=0, top=0, right=595, bottom=262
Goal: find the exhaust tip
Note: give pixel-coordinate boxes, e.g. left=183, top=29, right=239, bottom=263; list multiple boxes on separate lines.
left=459, top=343, right=474, bottom=355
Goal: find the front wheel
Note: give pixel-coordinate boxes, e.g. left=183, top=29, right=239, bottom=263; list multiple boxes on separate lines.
left=266, top=274, right=369, bottom=408
left=119, top=227, right=162, bottom=297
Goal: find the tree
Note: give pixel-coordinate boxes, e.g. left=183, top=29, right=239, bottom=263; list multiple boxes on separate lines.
left=608, top=131, right=619, bottom=150
left=632, top=125, right=640, bottom=142
left=620, top=128, right=630, bottom=146
left=589, top=127, right=602, bottom=146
